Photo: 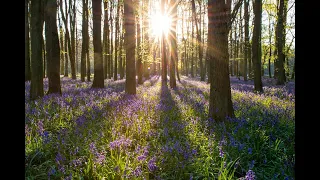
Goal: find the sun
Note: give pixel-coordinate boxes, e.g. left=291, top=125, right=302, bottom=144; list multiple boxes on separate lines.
left=150, top=13, right=171, bottom=37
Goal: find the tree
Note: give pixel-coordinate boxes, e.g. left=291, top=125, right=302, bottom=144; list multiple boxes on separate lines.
left=191, top=0, right=204, bottom=81
left=244, top=0, right=249, bottom=81
left=137, top=7, right=143, bottom=84
left=169, top=0, right=177, bottom=88
left=59, top=0, right=76, bottom=79
left=103, top=0, right=109, bottom=79
left=161, top=0, right=167, bottom=82
left=207, top=0, right=243, bottom=121
left=252, top=0, right=263, bottom=92
left=30, top=0, right=44, bottom=100
left=124, top=0, right=136, bottom=94
left=26, top=0, right=31, bottom=81
left=275, top=0, right=288, bottom=85
left=91, top=0, right=104, bottom=88
left=81, top=0, right=88, bottom=82
left=114, top=0, right=120, bottom=81
left=45, top=0, right=62, bottom=94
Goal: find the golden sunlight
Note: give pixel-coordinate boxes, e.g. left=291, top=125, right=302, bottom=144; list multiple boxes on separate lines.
left=150, top=13, right=171, bottom=37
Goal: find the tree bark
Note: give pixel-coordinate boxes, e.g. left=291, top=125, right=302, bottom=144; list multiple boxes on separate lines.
left=103, top=0, right=109, bottom=79
left=124, top=0, right=136, bottom=94
left=276, top=0, right=287, bottom=85
left=30, top=0, right=44, bottom=100
left=244, top=0, right=249, bottom=81
left=45, top=0, right=61, bottom=94
left=169, top=0, right=177, bottom=88
left=25, top=0, right=31, bottom=81
left=137, top=13, right=143, bottom=84
left=208, top=0, right=234, bottom=121
left=252, top=0, right=263, bottom=92
left=161, top=0, right=167, bottom=82
left=91, top=0, right=104, bottom=88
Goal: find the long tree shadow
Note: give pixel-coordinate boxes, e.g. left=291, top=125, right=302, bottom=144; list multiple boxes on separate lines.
left=155, top=81, right=197, bottom=179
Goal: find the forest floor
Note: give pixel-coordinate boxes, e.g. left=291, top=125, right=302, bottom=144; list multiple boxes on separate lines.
left=25, top=75, right=295, bottom=179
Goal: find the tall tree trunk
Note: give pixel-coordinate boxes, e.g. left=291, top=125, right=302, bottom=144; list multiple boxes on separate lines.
left=25, top=0, right=31, bottom=81
left=124, top=0, right=136, bottom=94
left=59, top=0, right=75, bottom=79
left=169, top=0, right=177, bottom=88
left=161, top=0, right=167, bottom=82
left=109, top=3, right=114, bottom=79
left=143, top=0, right=150, bottom=79
left=103, top=0, right=109, bottom=79
left=43, top=38, right=46, bottom=78
left=58, top=9, right=65, bottom=75
left=30, top=0, right=44, bottom=100
left=81, top=0, right=88, bottom=82
left=91, top=0, right=104, bottom=88
left=252, top=0, right=263, bottom=92
left=45, top=0, right=61, bottom=94
left=276, top=0, right=287, bottom=85
left=192, top=0, right=204, bottom=81
left=208, top=0, right=234, bottom=121
left=69, top=0, right=76, bottom=79
left=64, top=32, right=69, bottom=76
left=244, top=0, right=249, bottom=81
left=114, top=1, right=120, bottom=81
left=268, top=9, right=272, bottom=78
left=137, top=13, right=143, bottom=84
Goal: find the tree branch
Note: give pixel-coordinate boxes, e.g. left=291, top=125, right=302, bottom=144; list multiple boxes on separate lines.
left=228, top=0, right=244, bottom=32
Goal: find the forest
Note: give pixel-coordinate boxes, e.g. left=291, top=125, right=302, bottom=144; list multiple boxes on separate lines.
left=25, top=0, right=295, bottom=179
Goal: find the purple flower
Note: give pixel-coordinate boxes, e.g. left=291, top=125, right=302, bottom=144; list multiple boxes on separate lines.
left=37, top=120, right=44, bottom=136
left=248, top=147, right=252, bottom=155
left=133, top=166, right=142, bottom=177
left=219, top=147, right=224, bottom=157
left=137, top=154, right=147, bottom=162
left=245, top=169, right=255, bottom=180
left=148, top=157, right=157, bottom=172
left=249, top=160, right=255, bottom=169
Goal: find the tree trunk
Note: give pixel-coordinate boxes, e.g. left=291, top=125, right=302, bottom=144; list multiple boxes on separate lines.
left=161, top=0, right=167, bottom=82
left=252, top=0, right=263, bottom=93
left=291, top=58, right=295, bottom=79
left=169, top=0, right=177, bottom=88
left=137, top=14, right=143, bottom=84
left=58, top=13, right=64, bottom=75
left=25, top=0, right=31, bottom=81
left=208, top=0, right=234, bottom=121
left=114, top=1, right=120, bottom=81
left=30, top=0, right=44, bottom=100
left=109, top=4, right=114, bottom=79
left=276, top=0, right=287, bottom=85
left=244, top=0, right=249, bottom=81
left=103, top=0, right=109, bottom=79
left=124, top=0, right=136, bottom=94
left=81, top=0, right=88, bottom=82
left=45, top=0, right=61, bottom=94
left=91, top=0, right=104, bottom=88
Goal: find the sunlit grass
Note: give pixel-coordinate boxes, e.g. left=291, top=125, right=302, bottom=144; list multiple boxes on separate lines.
left=25, top=76, right=294, bottom=179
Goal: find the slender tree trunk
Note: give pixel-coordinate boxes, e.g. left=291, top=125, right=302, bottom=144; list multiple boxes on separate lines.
left=109, top=4, right=114, bottom=79
left=30, top=0, right=44, bottom=100
left=161, top=0, right=167, bottom=82
left=64, top=32, right=69, bottom=76
left=25, top=0, right=31, bottom=81
left=91, top=0, right=104, bottom=88
left=45, top=0, right=61, bottom=94
left=137, top=14, right=143, bottom=84
left=124, top=0, right=136, bottom=94
left=58, top=12, right=65, bottom=75
left=43, top=38, right=46, bottom=78
left=244, top=0, right=249, bottom=81
left=169, top=0, right=177, bottom=88
left=103, top=0, right=109, bottom=79
left=276, top=0, right=287, bottom=85
left=81, top=0, right=88, bottom=82
left=143, top=0, right=150, bottom=79
left=114, top=1, right=120, bottom=81
left=252, top=0, right=263, bottom=92
left=208, top=0, right=234, bottom=121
